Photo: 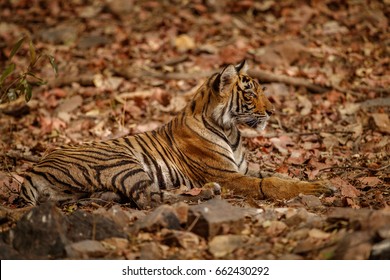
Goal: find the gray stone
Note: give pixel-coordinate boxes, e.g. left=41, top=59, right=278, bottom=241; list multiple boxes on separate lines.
left=301, top=194, right=322, bottom=208
left=10, top=203, right=68, bottom=259
left=66, top=210, right=127, bottom=242
left=208, top=234, right=247, bottom=258
left=370, top=239, right=390, bottom=260
left=162, top=229, right=200, bottom=249
left=0, top=237, right=26, bottom=259
left=187, top=199, right=246, bottom=239
left=139, top=242, right=162, bottom=260
left=333, top=231, right=373, bottom=260
left=131, top=205, right=181, bottom=233
left=66, top=240, right=108, bottom=259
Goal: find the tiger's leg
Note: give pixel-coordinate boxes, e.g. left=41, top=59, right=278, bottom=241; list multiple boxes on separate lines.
left=96, top=161, right=163, bottom=209
left=21, top=158, right=162, bottom=209
left=245, top=169, right=333, bottom=199
left=259, top=177, right=333, bottom=199
left=217, top=174, right=332, bottom=201
left=20, top=174, right=88, bottom=206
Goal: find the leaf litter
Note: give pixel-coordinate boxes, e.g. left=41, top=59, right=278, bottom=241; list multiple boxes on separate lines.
left=0, top=0, right=389, bottom=260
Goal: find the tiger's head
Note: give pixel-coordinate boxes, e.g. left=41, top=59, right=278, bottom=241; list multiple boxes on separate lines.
left=209, top=60, right=274, bottom=131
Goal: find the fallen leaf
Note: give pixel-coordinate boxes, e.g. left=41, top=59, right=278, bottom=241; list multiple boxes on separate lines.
left=357, top=177, right=383, bottom=187
left=297, top=95, right=312, bottom=116
left=184, top=187, right=202, bottom=196
left=371, top=113, right=390, bottom=134
left=270, top=135, right=294, bottom=155
left=56, top=95, right=83, bottom=114
left=287, top=149, right=307, bottom=165
left=338, top=103, right=361, bottom=115
left=331, top=177, right=360, bottom=198
left=174, top=34, right=195, bottom=52
left=208, top=235, right=247, bottom=258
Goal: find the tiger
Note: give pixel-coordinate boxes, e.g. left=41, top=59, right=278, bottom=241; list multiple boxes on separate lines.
left=20, top=60, right=332, bottom=209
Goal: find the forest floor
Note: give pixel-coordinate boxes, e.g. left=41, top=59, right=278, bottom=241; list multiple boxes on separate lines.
left=0, top=0, right=389, bottom=260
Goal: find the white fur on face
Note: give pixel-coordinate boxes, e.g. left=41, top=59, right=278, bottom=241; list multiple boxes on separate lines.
left=213, top=103, right=233, bottom=128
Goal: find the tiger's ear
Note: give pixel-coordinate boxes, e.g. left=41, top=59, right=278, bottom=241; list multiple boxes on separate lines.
left=218, top=64, right=238, bottom=95
left=235, top=60, right=248, bottom=74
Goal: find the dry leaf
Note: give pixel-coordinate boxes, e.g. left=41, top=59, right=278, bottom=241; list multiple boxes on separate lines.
left=371, top=113, right=390, bottom=134
left=287, top=149, right=307, bottom=165
left=297, top=95, right=312, bottom=116
left=184, top=187, right=202, bottom=196
left=174, top=34, right=195, bottom=52
left=331, top=177, right=360, bottom=198
left=270, top=135, right=294, bottom=155
left=358, top=177, right=383, bottom=187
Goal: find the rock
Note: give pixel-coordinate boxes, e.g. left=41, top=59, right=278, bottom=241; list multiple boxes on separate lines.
left=333, top=231, right=373, bottom=260
left=326, top=207, right=372, bottom=228
left=370, top=239, right=390, bottom=260
left=308, top=228, right=331, bottom=239
left=66, top=240, right=108, bottom=259
left=95, top=205, right=145, bottom=228
left=78, top=35, right=111, bottom=49
left=285, top=208, right=309, bottom=227
left=38, top=22, right=80, bottom=44
left=161, top=229, right=200, bottom=249
left=172, top=202, right=189, bottom=225
left=287, top=228, right=310, bottom=241
left=65, top=210, right=127, bottom=242
left=366, top=210, right=390, bottom=231
left=327, top=208, right=390, bottom=233
left=139, top=242, right=162, bottom=259
left=102, top=237, right=129, bottom=251
left=0, top=237, right=25, bottom=259
left=187, top=199, right=246, bottom=239
left=131, top=205, right=181, bottom=233
left=279, top=253, right=304, bottom=260
left=264, top=221, right=287, bottom=236
left=301, top=195, right=322, bottom=208
left=293, top=239, right=319, bottom=254
left=10, top=203, right=68, bottom=259
left=105, top=0, right=134, bottom=17
left=5, top=204, right=127, bottom=259
left=208, top=235, right=247, bottom=258
left=377, top=226, right=390, bottom=239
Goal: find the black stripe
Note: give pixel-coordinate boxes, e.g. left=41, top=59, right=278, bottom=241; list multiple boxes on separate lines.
left=118, top=168, right=147, bottom=195
left=144, top=132, right=176, bottom=187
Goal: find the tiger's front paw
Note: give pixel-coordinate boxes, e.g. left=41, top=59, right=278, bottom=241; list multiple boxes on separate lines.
left=293, top=180, right=334, bottom=197
left=261, top=177, right=333, bottom=200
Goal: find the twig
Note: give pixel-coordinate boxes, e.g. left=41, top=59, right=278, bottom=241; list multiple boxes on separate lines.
left=185, top=213, right=201, bottom=232
left=352, top=85, right=390, bottom=94
left=52, top=65, right=387, bottom=96
left=5, top=150, right=40, bottom=163
left=48, top=74, right=95, bottom=88
left=116, top=67, right=330, bottom=93
left=319, top=163, right=390, bottom=173
left=295, top=130, right=355, bottom=136
left=247, top=69, right=329, bottom=93
left=149, top=55, right=189, bottom=68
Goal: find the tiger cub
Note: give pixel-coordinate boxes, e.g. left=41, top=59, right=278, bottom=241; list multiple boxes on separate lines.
left=20, top=60, right=331, bottom=209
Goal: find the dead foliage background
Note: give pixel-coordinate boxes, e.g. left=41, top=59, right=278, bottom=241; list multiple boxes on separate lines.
left=0, top=0, right=389, bottom=260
